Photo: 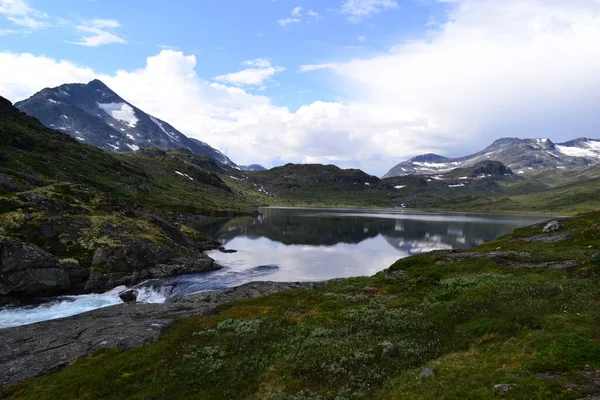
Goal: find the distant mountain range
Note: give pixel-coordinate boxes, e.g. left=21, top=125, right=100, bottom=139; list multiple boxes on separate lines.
left=14, top=79, right=253, bottom=169
left=384, top=137, right=600, bottom=178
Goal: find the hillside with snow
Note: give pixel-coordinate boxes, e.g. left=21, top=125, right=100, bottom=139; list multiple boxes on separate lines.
left=14, top=80, right=238, bottom=167
left=384, top=137, right=600, bottom=178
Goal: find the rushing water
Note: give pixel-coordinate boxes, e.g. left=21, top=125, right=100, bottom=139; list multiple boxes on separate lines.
left=0, top=208, right=549, bottom=329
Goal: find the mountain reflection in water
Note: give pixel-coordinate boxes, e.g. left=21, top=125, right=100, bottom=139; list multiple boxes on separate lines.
left=195, top=208, right=549, bottom=282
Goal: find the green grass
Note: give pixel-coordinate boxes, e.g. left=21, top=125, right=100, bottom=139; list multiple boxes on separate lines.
left=4, top=211, right=600, bottom=399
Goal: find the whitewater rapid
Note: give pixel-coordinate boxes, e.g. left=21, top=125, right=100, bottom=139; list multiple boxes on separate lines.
left=0, top=261, right=281, bottom=330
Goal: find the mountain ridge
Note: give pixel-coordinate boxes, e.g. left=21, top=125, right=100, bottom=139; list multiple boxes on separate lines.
left=384, top=137, right=600, bottom=178
left=14, top=79, right=239, bottom=167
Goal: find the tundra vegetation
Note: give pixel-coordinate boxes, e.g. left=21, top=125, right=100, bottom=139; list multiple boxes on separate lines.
left=3, top=212, right=600, bottom=399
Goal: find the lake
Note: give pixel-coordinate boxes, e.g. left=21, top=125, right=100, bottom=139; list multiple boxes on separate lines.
left=0, top=208, right=549, bottom=329
left=198, top=207, right=549, bottom=282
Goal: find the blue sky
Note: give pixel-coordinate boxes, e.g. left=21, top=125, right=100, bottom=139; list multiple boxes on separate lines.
left=2, top=0, right=448, bottom=109
left=1, top=0, right=600, bottom=175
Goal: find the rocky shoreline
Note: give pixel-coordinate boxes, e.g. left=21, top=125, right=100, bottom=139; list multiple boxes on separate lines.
left=0, top=280, right=328, bottom=388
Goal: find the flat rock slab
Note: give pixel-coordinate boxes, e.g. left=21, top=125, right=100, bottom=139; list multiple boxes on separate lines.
left=0, top=281, right=325, bottom=388
left=436, top=251, right=578, bottom=270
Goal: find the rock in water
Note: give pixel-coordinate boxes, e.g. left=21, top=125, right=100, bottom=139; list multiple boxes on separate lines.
left=493, top=384, right=516, bottom=396
left=381, top=341, right=398, bottom=357
left=119, top=289, right=138, bottom=303
left=543, top=221, right=564, bottom=233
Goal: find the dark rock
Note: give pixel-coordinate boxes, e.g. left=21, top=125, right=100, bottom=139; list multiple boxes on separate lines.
left=543, top=221, right=564, bottom=233
left=0, top=173, right=32, bottom=193
left=119, top=289, right=138, bottom=303
left=420, top=367, right=436, bottom=378
left=91, top=237, right=176, bottom=273
left=0, top=280, right=327, bottom=387
left=219, top=247, right=237, bottom=253
left=493, top=384, right=516, bottom=396
left=381, top=341, right=398, bottom=357
left=0, top=239, right=70, bottom=296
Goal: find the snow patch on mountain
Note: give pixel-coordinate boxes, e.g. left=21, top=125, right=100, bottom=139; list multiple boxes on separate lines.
left=175, top=171, right=193, bottom=181
left=150, top=116, right=179, bottom=142
left=556, top=140, right=600, bottom=159
left=98, top=102, right=138, bottom=128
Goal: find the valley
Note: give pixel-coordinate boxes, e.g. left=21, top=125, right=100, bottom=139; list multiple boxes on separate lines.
left=1, top=81, right=600, bottom=399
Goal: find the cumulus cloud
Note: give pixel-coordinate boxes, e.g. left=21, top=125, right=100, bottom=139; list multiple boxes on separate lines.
left=0, top=0, right=47, bottom=30
left=72, top=19, right=126, bottom=46
left=341, top=0, right=398, bottom=23
left=214, top=59, right=285, bottom=86
left=2, top=0, right=600, bottom=176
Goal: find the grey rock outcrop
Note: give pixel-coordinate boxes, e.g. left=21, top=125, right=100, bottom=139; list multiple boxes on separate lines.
left=543, top=220, right=564, bottom=233
left=0, top=239, right=70, bottom=296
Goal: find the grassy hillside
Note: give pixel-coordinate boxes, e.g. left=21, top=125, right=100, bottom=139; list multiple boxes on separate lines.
left=0, top=97, right=257, bottom=216
left=5, top=212, right=600, bottom=399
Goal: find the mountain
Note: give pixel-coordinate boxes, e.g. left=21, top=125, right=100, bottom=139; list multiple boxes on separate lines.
left=240, top=164, right=267, bottom=171
left=384, top=137, right=600, bottom=178
left=0, top=94, right=266, bottom=303
left=14, top=79, right=238, bottom=167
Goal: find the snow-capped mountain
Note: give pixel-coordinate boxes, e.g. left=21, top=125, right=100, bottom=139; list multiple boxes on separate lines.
left=14, top=79, right=238, bottom=167
left=383, top=137, right=600, bottom=178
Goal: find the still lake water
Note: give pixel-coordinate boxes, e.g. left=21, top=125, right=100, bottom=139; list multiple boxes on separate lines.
left=0, top=207, right=549, bottom=329
left=198, top=207, right=549, bottom=282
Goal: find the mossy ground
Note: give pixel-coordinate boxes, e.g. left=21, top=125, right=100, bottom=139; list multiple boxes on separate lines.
left=4, top=212, right=600, bottom=399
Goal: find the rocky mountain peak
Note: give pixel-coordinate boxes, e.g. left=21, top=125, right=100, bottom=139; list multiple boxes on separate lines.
left=14, top=80, right=239, bottom=167
left=384, top=136, right=600, bottom=178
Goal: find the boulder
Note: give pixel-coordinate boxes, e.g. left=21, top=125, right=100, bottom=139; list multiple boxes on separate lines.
left=420, top=367, right=436, bottom=378
left=543, top=221, right=564, bottom=233
left=0, top=239, right=70, bottom=296
left=493, top=384, right=516, bottom=396
left=381, top=341, right=398, bottom=358
left=119, top=289, right=138, bottom=303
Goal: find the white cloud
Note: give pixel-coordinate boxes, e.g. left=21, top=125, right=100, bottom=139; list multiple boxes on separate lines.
left=214, top=59, right=285, bottom=86
left=307, top=10, right=322, bottom=19
left=0, top=0, right=47, bottom=29
left=278, top=6, right=321, bottom=27
left=298, top=63, right=336, bottom=72
left=341, top=0, right=398, bottom=23
left=244, top=58, right=273, bottom=68
left=277, top=17, right=301, bottom=27
left=357, top=35, right=366, bottom=42
left=2, top=1, right=600, bottom=176
left=72, top=19, right=125, bottom=46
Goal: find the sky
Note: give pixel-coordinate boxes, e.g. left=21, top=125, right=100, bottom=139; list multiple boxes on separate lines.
left=1, top=0, right=600, bottom=176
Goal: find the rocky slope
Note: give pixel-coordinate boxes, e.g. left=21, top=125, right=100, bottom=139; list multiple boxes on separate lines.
left=14, top=80, right=238, bottom=167
left=0, top=95, right=260, bottom=302
left=384, top=137, right=600, bottom=178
